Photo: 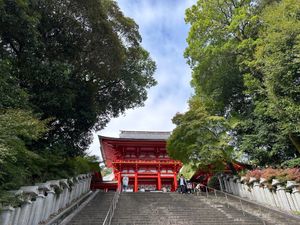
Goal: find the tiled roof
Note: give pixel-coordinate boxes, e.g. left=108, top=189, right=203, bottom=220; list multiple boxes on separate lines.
left=119, top=130, right=170, bottom=140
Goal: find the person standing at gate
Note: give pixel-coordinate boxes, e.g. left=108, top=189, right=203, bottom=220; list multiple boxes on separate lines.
left=122, top=175, right=129, bottom=192
left=179, top=174, right=187, bottom=194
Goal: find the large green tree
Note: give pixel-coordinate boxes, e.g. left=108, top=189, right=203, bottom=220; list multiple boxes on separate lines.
left=169, top=0, right=261, bottom=168
left=167, top=97, right=238, bottom=173
left=0, top=0, right=156, bottom=156
left=238, top=0, right=300, bottom=165
left=169, top=0, right=299, bottom=168
left=0, top=0, right=156, bottom=200
left=184, top=0, right=261, bottom=115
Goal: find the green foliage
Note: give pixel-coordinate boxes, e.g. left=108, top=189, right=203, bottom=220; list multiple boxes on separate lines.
left=207, top=176, right=220, bottom=190
left=0, top=109, right=47, bottom=190
left=174, top=0, right=300, bottom=169
left=0, top=0, right=155, bottom=202
left=238, top=0, right=300, bottom=164
left=101, top=167, right=113, bottom=177
left=167, top=97, right=237, bottom=170
left=282, top=158, right=300, bottom=168
left=180, top=164, right=197, bottom=180
left=0, top=0, right=156, bottom=155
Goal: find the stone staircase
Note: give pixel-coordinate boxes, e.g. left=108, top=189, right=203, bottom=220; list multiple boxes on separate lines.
left=111, top=192, right=265, bottom=225
left=66, top=192, right=300, bottom=225
left=66, top=192, right=114, bottom=225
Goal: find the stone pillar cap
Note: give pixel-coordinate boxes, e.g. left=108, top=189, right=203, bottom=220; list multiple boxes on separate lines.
left=259, top=178, right=268, bottom=184
left=35, top=183, right=51, bottom=191
left=249, top=177, right=258, bottom=184
left=47, top=180, right=61, bottom=188
left=240, top=176, right=247, bottom=182
left=59, top=179, right=70, bottom=188
left=286, top=180, right=299, bottom=189
left=1, top=206, right=15, bottom=211
left=292, top=187, right=300, bottom=194
left=20, top=186, right=39, bottom=196
left=271, top=179, right=281, bottom=186
left=78, top=174, right=87, bottom=179
left=232, top=176, right=239, bottom=181
left=277, top=185, right=286, bottom=191
left=68, top=177, right=75, bottom=184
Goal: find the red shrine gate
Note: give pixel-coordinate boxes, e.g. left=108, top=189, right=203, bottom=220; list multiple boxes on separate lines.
left=98, top=131, right=182, bottom=192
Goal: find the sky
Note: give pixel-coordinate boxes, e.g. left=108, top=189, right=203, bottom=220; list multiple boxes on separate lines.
left=87, top=0, right=196, bottom=159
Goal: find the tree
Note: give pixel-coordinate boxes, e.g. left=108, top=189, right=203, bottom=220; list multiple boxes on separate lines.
left=172, top=0, right=263, bottom=169
left=176, top=0, right=299, bottom=167
left=255, top=0, right=300, bottom=153
left=0, top=0, right=156, bottom=200
left=237, top=0, right=300, bottom=165
left=0, top=0, right=156, bottom=156
left=0, top=110, right=47, bottom=190
left=167, top=98, right=238, bottom=173
left=185, top=0, right=261, bottom=115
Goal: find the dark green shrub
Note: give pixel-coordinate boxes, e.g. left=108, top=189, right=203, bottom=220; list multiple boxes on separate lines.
left=207, top=175, right=220, bottom=190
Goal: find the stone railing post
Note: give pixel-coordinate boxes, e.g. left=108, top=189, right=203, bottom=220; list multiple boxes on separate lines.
left=80, top=174, right=87, bottom=195
left=285, top=181, right=298, bottom=211
left=35, top=183, right=51, bottom=224
left=66, top=178, right=75, bottom=205
left=223, top=175, right=232, bottom=193
left=59, top=179, right=70, bottom=210
left=84, top=174, right=90, bottom=193
left=229, top=176, right=238, bottom=195
left=260, top=178, right=277, bottom=208
left=240, top=177, right=250, bottom=199
left=217, top=175, right=224, bottom=192
left=0, top=206, right=15, bottom=225
left=277, top=184, right=292, bottom=211
left=77, top=175, right=84, bottom=197
left=247, top=177, right=257, bottom=201
left=292, top=186, right=300, bottom=211
left=87, top=173, right=92, bottom=192
left=18, top=186, right=39, bottom=225
left=72, top=177, right=80, bottom=200
left=31, top=187, right=46, bottom=225
left=42, top=183, right=56, bottom=220
left=271, top=179, right=284, bottom=209
left=12, top=205, right=21, bottom=225
left=47, top=180, right=61, bottom=215
left=235, top=178, right=243, bottom=197
left=16, top=197, right=32, bottom=225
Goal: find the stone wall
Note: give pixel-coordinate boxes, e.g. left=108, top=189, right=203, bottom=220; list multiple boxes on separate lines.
left=218, top=175, right=300, bottom=213
left=0, top=173, right=92, bottom=225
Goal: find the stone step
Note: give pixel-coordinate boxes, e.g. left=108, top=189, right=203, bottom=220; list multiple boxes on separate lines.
left=111, top=192, right=267, bottom=225
left=66, top=192, right=114, bottom=225
left=66, top=192, right=300, bottom=225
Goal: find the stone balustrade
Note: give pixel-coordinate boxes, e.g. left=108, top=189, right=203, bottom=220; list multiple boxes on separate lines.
left=0, top=173, right=92, bottom=225
left=219, top=174, right=300, bottom=213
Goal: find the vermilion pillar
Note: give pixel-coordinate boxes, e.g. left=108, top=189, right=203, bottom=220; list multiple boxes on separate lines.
left=157, top=172, right=161, bottom=190
left=117, top=172, right=121, bottom=190
left=173, top=172, right=178, bottom=191
left=134, top=172, right=138, bottom=192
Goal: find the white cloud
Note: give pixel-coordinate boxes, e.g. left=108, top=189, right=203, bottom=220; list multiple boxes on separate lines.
left=87, top=0, right=196, bottom=158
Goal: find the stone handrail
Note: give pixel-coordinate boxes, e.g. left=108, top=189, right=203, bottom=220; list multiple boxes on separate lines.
left=0, top=173, right=92, bottom=225
left=218, top=174, right=300, bottom=214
